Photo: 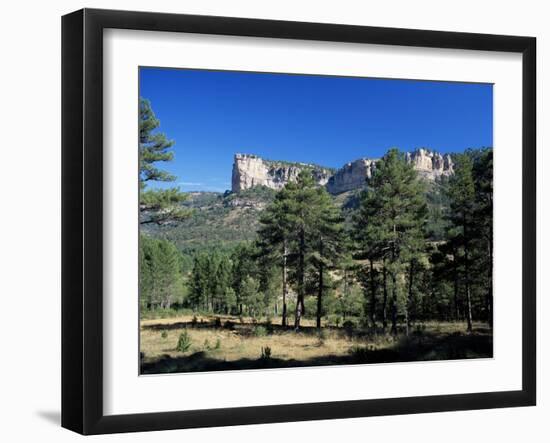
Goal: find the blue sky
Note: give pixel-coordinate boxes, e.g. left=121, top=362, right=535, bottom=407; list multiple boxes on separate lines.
left=139, top=67, right=493, bottom=193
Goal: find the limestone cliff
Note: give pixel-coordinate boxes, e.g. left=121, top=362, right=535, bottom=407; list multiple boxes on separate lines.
left=326, top=158, right=377, bottom=194
left=405, top=148, right=454, bottom=180
left=231, top=149, right=454, bottom=194
left=231, top=154, right=332, bottom=192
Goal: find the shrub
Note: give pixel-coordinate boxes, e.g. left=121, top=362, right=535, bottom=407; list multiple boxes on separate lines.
left=214, top=317, right=222, bottom=328
left=191, top=315, right=198, bottom=327
left=176, top=331, right=192, bottom=352
left=266, top=317, right=274, bottom=333
left=343, top=320, right=356, bottom=337
left=214, top=338, right=221, bottom=350
left=161, top=330, right=168, bottom=339
left=328, top=315, right=342, bottom=328
left=260, top=346, right=272, bottom=360
left=253, top=325, right=268, bottom=337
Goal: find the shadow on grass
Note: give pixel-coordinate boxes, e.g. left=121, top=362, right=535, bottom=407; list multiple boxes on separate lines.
left=141, top=329, right=493, bottom=375
left=142, top=318, right=331, bottom=336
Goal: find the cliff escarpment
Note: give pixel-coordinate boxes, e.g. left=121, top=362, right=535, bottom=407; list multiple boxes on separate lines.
left=232, top=148, right=454, bottom=195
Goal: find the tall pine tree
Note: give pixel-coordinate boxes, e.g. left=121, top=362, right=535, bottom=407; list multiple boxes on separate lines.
left=445, top=153, right=476, bottom=332
left=257, top=186, right=295, bottom=326
left=355, top=148, right=427, bottom=335
left=139, top=98, right=190, bottom=224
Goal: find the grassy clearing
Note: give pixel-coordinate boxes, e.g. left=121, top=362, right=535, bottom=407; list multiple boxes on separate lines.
left=140, top=314, right=492, bottom=374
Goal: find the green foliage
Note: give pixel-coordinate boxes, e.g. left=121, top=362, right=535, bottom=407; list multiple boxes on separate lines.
left=188, top=250, right=236, bottom=313
left=353, top=148, right=428, bottom=334
left=253, top=325, right=268, bottom=337
left=139, top=98, right=175, bottom=184
left=225, top=185, right=277, bottom=203
left=231, top=243, right=259, bottom=314
left=139, top=97, right=189, bottom=224
left=425, top=177, right=451, bottom=241
left=241, top=276, right=264, bottom=318
left=258, top=170, right=345, bottom=329
left=442, top=150, right=493, bottom=331
left=176, top=330, right=192, bottom=353
left=161, top=330, right=168, bottom=339
left=140, top=188, right=191, bottom=224
left=143, top=190, right=267, bottom=253
left=140, top=235, right=185, bottom=310
left=139, top=146, right=494, bottom=336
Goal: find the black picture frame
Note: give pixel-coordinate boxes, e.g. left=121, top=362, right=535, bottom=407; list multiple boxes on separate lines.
left=62, top=8, right=536, bottom=435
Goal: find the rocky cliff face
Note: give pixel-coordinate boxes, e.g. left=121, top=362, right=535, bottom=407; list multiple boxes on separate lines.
left=405, top=148, right=454, bottom=180
left=232, top=149, right=454, bottom=194
left=231, top=154, right=332, bottom=192
left=326, top=158, right=377, bottom=194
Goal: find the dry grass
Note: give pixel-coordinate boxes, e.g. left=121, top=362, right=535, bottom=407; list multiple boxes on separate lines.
left=140, top=314, right=492, bottom=374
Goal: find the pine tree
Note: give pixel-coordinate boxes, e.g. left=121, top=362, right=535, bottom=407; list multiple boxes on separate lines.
left=259, top=175, right=344, bottom=329
left=446, top=153, right=476, bottom=332
left=472, top=148, right=493, bottom=327
left=214, top=254, right=233, bottom=313
left=356, top=148, right=428, bottom=335
left=257, top=186, right=295, bottom=326
left=354, top=177, right=387, bottom=331
left=283, top=172, right=319, bottom=329
left=309, top=188, right=345, bottom=329
left=230, top=243, right=258, bottom=315
left=189, top=253, right=210, bottom=311
left=139, top=236, right=183, bottom=310
left=139, top=235, right=155, bottom=310
left=241, top=276, right=262, bottom=318
left=139, top=98, right=190, bottom=224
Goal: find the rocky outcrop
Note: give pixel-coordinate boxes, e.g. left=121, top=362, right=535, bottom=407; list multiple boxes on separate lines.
left=405, top=148, right=454, bottom=180
left=326, top=158, right=377, bottom=194
left=232, top=149, right=454, bottom=194
left=231, top=154, right=332, bottom=192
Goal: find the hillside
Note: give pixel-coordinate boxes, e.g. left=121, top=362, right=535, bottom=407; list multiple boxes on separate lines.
left=144, top=149, right=454, bottom=255
left=142, top=187, right=277, bottom=254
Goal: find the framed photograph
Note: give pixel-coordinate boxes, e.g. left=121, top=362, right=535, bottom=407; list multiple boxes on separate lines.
left=62, top=8, right=536, bottom=435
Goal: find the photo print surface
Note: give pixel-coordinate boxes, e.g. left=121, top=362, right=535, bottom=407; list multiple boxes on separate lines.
left=138, top=67, right=493, bottom=375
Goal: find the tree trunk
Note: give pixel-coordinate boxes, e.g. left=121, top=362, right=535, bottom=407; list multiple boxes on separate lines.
left=390, top=224, right=398, bottom=335
left=405, top=260, right=414, bottom=336
left=282, top=241, right=288, bottom=327
left=316, top=263, right=323, bottom=330
left=487, top=237, right=493, bottom=328
left=464, top=220, right=473, bottom=333
left=390, top=272, right=398, bottom=335
left=453, top=248, right=460, bottom=321
left=294, top=228, right=306, bottom=330
left=316, top=239, right=324, bottom=330
left=382, top=260, right=388, bottom=332
left=369, top=259, right=377, bottom=332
